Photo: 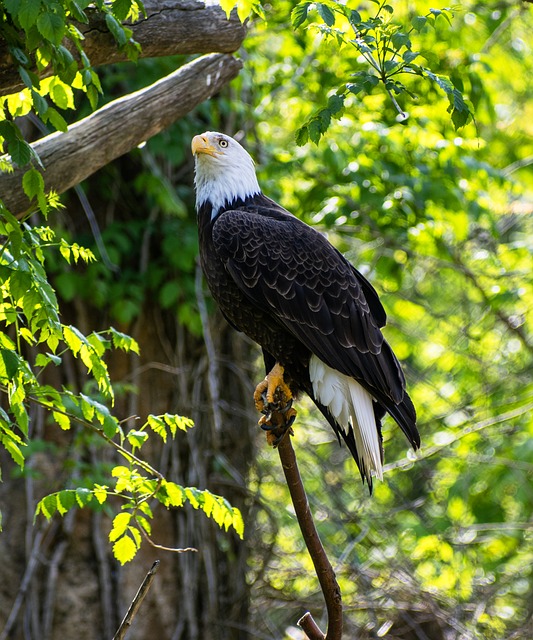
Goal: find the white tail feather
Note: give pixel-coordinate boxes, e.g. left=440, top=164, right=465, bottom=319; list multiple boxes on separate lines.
left=309, top=355, right=383, bottom=481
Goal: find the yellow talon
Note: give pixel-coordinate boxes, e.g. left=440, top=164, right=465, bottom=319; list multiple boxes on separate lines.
left=253, top=363, right=292, bottom=413
left=253, top=363, right=297, bottom=444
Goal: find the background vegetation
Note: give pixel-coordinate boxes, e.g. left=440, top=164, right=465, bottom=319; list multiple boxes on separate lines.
left=0, top=1, right=532, bottom=639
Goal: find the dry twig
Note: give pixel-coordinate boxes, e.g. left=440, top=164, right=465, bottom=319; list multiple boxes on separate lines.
left=113, top=560, right=161, bottom=640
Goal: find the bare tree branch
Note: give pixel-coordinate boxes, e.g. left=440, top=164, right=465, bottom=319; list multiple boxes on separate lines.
left=259, top=398, right=344, bottom=639
left=0, top=0, right=246, bottom=97
left=113, top=560, right=160, bottom=640
left=276, top=434, right=344, bottom=640
left=1, top=53, right=242, bottom=217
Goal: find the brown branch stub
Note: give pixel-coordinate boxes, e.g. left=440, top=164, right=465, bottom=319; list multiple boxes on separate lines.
left=298, top=612, right=327, bottom=640
left=257, top=386, right=343, bottom=640
left=0, top=53, right=243, bottom=217
left=0, top=0, right=246, bottom=97
left=113, top=560, right=160, bottom=640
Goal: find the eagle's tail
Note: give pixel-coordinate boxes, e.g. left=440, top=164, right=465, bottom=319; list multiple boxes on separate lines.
left=309, top=356, right=384, bottom=490
left=309, top=355, right=419, bottom=492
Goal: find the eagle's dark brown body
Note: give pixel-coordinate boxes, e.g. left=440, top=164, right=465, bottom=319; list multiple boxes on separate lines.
left=198, top=195, right=313, bottom=392
left=197, top=192, right=419, bottom=486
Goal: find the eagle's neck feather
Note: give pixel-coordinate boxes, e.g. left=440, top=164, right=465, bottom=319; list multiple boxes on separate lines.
left=195, top=158, right=261, bottom=220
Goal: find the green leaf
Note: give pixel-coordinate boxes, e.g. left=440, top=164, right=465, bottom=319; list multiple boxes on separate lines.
left=75, top=487, right=93, bottom=507
left=112, top=466, right=134, bottom=493
left=0, top=423, right=26, bottom=468
left=308, top=118, right=322, bottom=144
left=8, top=138, right=32, bottom=168
left=22, top=168, right=45, bottom=202
left=135, top=513, right=152, bottom=535
left=391, top=31, right=410, bottom=49
left=348, top=9, right=361, bottom=26
left=31, top=88, right=49, bottom=115
left=18, top=0, right=41, bottom=31
left=185, top=487, right=200, bottom=509
left=112, top=533, right=137, bottom=565
left=327, top=93, right=345, bottom=115
left=52, top=410, right=70, bottom=430
left=109, top=512, right=132, bottom=541
left=93, top=485, right=108, bottom=504
left=67, top=0, right=89, bottom=23
left=291, top=2, right=311, bottom=29
left=44, top=107, right=69, bottom=132
left=0, top=349, right=20, bottom=380
left=295, top=125, right=309, bottom=146
left=105, top=13, right=127, bottom=46
left=158, top=480, right=185, bottom=508
left=112, top=0, right=133, bottom=22
left=403, top=51, right=419, bottom=64
left=63, top=325, right=85, bottom=356
left=36, top=493, right=59, bottom=519
left=127, top=429, right=149, bottom=449
left=411, top=15, right=427, bottom=32
left=49, top=82, right=70, bottom=109
left=4, top=0, right=21, bottom=18
left=316, top=3, right=335, bottom=27
left=108, top=327, right=140, bottom=354
left=36, top=11, right=65, bottom=45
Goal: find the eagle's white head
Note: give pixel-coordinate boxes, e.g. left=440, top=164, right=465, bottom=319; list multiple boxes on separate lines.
left=192, top=131, right=261, bottom=218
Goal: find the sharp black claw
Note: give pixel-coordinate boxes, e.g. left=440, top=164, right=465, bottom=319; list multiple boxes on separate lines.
left=279, top=398, right=293, bottom=413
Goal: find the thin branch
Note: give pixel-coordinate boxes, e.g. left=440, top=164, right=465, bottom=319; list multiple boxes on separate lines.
left=21, top=392, right=163, bottom=479
left=113, top=560, right=161, bottom=640
left=137, top=523, right=198, bottom=554
left=276, top=434, right=343, bottom=640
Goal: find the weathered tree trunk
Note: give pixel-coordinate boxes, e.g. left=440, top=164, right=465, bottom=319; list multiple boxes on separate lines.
left=0, top=53, right=242, bottom=216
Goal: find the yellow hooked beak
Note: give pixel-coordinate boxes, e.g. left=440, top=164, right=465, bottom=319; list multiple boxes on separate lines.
left=191, top=134, right=218, bottom=158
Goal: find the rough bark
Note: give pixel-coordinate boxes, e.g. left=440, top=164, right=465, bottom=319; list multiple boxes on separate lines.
left=0, top=53, right=242, bottom=217
left=0, top=0, right=246, bottom=97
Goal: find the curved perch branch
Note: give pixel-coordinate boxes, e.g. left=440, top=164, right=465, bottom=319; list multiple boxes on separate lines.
left=277, top=434, right=343, bottom=640
left=259, top=398, right=343, bottom=640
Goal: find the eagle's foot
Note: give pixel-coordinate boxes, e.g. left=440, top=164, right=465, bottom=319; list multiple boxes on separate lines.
left=253, top=363, right=293, bottom=416
left=263, top=408, right=297, bottom=446
left=254, top=363, right=297, bottom=445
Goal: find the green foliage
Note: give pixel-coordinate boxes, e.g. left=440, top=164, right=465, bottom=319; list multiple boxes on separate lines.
left=290, top=1, right=474, bottom=144
left=239, top=1, right=533, bottom=636
left=35, top=461, right=244, bottom=565
left=219, top=0, right=265, bottom=22
left=0, top=212, right=244, bottom=559
left=0, top=0, right=244, bottom=562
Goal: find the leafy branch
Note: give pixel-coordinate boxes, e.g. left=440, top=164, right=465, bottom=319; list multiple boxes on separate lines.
left=0, top=220, right=243, bottom=565
left=0, top=0, right=145, bottom=169
left=291, top=1, right=475, bottom=144
left=25, top=390, right=243, bottom=564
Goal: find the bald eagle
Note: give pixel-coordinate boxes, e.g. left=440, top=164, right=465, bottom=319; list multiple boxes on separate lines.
left=192, top=131, right=419, bottom=490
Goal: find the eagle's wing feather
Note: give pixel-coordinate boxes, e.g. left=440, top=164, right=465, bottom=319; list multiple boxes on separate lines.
left=212, top=207, right=418, bottom=446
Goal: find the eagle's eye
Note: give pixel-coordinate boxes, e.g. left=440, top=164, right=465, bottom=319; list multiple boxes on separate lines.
left=219, top=139, right=229, bottom=148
